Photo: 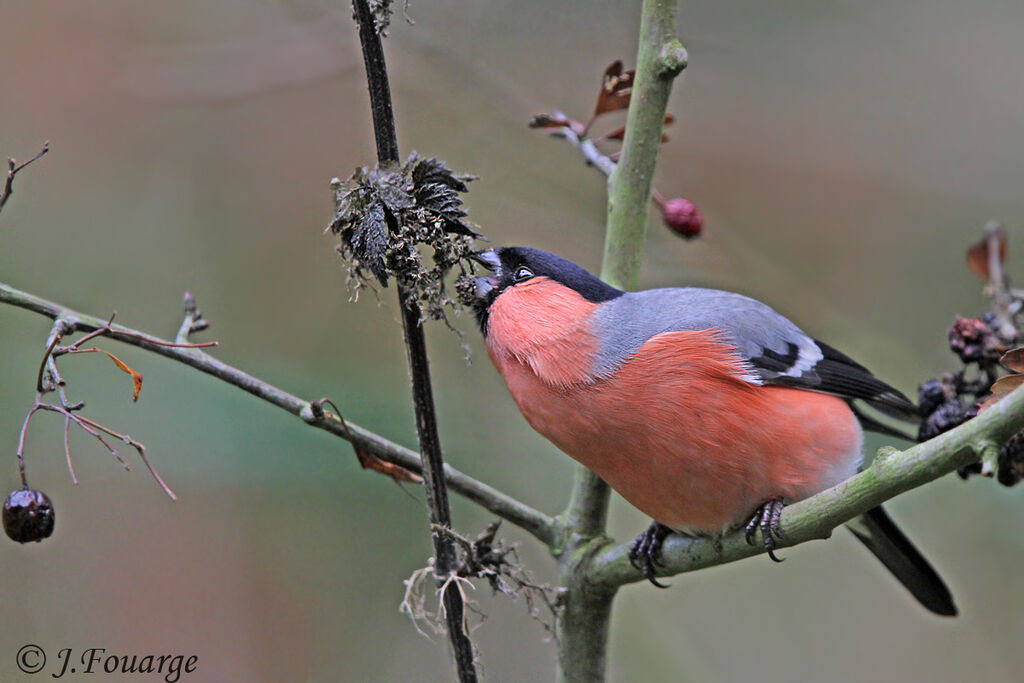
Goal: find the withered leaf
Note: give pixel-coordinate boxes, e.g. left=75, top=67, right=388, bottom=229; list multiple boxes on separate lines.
left=979, top=373, right=1024, bottom=412
left=409, top=154, right=470, bottom=193
left=100, top=350, right=143, bottom=401
left=416, top=183, right=477, bottom=236
left=604, top=114, right=675, bottom=142
left=316, top=400, right=423, bottom=484
left=991, top=373, right=1024, bottom=398
left=966, top=226, right=1008, bottom=280
left=373, top=165, right=414, bottom=213
left=594, top=60, right=635, bottom=117
left=355, top=448, right=423, bottom=484
left=1001, top=347, right=1024, bottom=373
left=350, top=201, right=390, bottom=284
left=977, top=394, right=999, bottom=413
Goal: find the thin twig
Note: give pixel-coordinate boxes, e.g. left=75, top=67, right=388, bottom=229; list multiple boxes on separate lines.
left=63, top=416, right=77, bottom=485
left=0, top=142, right=49, bottom=215
left=547, top=114, right=618, bottom=179
left=23, top=309, right=208, bottom=498
left=36, top=403, right=129, bottom=469
left=16, top=405, right=43, bottom=488
left=47, top=356, right=84, bottom=411
left=176, top=291, right=210, bottom=344
left=36, top=317, right=76, bottom=392
left=984, top=220, right=1017, bottom=341
left=62, top=313, right=218, bottom=353
left=71, top=412, right=176, bottom=500
left=0, top=279, right=557, bottom=545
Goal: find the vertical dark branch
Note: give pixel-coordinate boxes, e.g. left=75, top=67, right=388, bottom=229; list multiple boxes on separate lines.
left=350, top=2, right=479, bottom=681
left=352, top=3, right=399, bottom=164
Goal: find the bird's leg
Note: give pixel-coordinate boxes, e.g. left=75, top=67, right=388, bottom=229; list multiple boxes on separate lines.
left=744, top=497, right=786, bottom=562
left=628, top=520, right=674, bottom=588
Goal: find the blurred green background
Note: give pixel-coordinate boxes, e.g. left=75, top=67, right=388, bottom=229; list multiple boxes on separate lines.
left=1, top=1, right=1022, bottom=681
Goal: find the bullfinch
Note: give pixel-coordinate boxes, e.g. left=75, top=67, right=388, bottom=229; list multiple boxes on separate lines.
left=469, top=246, right=956, bottom=616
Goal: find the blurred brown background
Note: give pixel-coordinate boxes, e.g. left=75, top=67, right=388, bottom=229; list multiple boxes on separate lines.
left=1, top=1, right=1022, bottom=681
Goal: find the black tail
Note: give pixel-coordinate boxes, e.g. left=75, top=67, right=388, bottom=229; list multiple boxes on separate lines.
left=846, top=506, right=957, bottom=616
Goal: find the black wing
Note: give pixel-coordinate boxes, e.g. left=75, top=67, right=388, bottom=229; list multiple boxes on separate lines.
left=751, top=339, right=920, bottom=427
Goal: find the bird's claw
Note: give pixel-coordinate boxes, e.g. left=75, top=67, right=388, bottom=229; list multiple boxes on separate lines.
left=628, top=521, right=674, bottom=588
left=744, top=497, right=786, bottom=562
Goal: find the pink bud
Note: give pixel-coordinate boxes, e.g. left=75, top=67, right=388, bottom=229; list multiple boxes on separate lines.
left=662, top=197, right=703, bottom=239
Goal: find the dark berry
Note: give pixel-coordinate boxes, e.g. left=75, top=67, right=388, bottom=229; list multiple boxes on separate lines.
left=918, top=398, right=974, bottom=442
left=3, top=488, right=55, bottom=543
left=957, top=462, right=983, bottom=480
left=662, top=198, right=703, bottom=239
left=917, top=379, right=948, bottom=416
left=998, top=431, right=1024, bottom=487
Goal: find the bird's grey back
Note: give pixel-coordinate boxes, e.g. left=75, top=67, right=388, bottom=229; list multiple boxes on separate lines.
left=588, top=288, right=823, bottom=382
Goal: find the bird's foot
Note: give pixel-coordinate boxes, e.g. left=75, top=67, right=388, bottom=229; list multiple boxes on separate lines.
left=744, top=497, right=786, bottom=562
left=628, top=521, right=674, bottom=588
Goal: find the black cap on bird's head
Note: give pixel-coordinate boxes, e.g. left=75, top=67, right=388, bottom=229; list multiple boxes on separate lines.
left=469, top=246, right=622, bottom=334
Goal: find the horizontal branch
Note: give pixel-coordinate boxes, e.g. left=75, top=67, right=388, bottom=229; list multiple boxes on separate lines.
left=0, top=280, right=556, bottom=546
left=588, top=384, right=1024, bottom=588
left=6, top=276, right=1012, bottom=587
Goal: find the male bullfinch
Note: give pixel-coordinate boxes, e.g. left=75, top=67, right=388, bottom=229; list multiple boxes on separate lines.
left=470, top=246, right=956, bottom=616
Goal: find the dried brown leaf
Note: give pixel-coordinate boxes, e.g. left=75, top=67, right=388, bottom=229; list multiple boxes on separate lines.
left=355, top=449, right=423, bottom=484
left=990, top=373, right=1024, bottom=398
left=977, top=394, right=1000, bottom=413
left=99, top=350, right=143, bottom=401
left=966, top=227, right=1008, bottom=280
left=603, top=115, right=674, bottom=142
left=978, top=368, right=1024, bottom=412
left=1000, top=348, right=1024, bottom=373
left=594, top=60, right=635, bottom=117
left=314, top=400, right=423, bottom=484
left=604, top=125, right=626, bottom=141
left=980, top=374, right=1024, bottom=412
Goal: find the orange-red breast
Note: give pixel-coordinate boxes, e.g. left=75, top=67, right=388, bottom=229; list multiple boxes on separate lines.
left=470, top=246, right=955, bottom=616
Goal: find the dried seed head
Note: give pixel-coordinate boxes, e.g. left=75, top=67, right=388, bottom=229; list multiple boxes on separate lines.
left=917, top=379, right=949, bottom=417
left=948, top=315, right=1003, bottom=365
left=328, top=153, right=482, bottom=327
left=918, top=398, right=974, bottom=442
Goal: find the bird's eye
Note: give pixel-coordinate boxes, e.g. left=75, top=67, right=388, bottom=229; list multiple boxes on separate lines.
left=512, top=266, right=535, bottom=283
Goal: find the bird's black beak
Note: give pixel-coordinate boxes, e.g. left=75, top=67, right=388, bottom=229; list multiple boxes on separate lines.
left=469, top=250, right=501, bottom=301
left=470, top=250, right=501, bottom=272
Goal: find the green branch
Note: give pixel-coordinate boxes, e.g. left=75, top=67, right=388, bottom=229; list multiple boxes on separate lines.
left=601, top=1, right=686, bottom=291
left=556, top=1, right=686, bottom=681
